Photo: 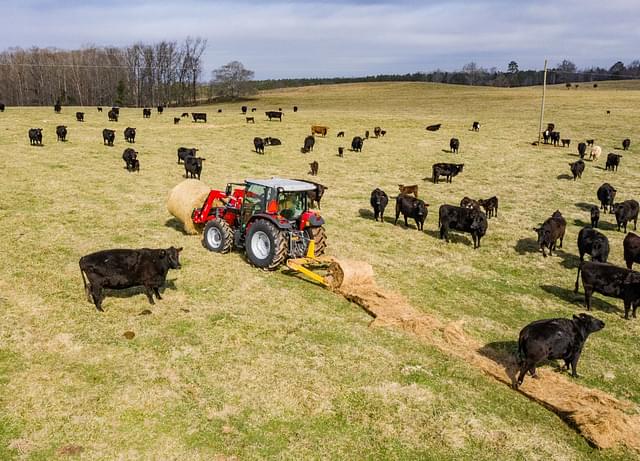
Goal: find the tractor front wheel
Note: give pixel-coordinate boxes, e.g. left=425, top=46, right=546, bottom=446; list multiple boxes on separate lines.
left=305, top=226, right=326, bottom=256
left=203, top=219, right=234, bottom=253
left=246, top=219, right=287, bottom=270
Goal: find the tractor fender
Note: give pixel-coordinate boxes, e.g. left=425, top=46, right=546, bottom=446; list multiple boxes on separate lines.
left=300, top=211, right=324, bottom=230
left=247, top=213, right=293, bottom=231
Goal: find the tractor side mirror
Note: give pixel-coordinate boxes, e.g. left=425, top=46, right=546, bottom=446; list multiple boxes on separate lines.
left=225, top=184, right=232, bottom=196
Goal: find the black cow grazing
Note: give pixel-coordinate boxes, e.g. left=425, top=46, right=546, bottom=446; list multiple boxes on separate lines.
left=395, top=195, right=428, bottom=231
left=373, top=126, right=382, bottom=137
left=460, top=197, right=480, bottom=210
left=177, top=147, right=198, bottom=164
left=143, top=108, right=151, bottom=118
left=591, top=206, right=600, bottom=228
left=122, top=148, right=139, bottom=172
left=246, top=117, right=254, bottom=123
left=254, top=137, right=265, bottom=154
left=575, top=261, right=640, bottom=319
left=265, top=111, right=283, bottom=121
left=184, top=156, right=205, bottom=180
left=76, top=112, right=84, bottom=122
left=577, top=142, right=587, bottom=159
left=302, top=135, right=315, bottom=153
left=577, top=227, right=609, bottom=263
left=515, top=314, right=605, bottom=388
left=294, top=180, right=327, bottom=209
left=533, top=210, right=566, bottom=257
left=337, top=131, right=345, bottom=137
left=370, top=188, right=389, bottom=222
left=338, top=147, right=344, bottom=157
left=449, top=138, right=460, bottom=153
left=471, top=121, right=480, bottom=131
left=174, top=117, right=180, bottom=124
left=28, top=128, right=43, bottom=145
left=569, top=160, right=585, bottom=180
left=0, top=102, right=6, bottom=111
left=613, top=199, right=639, bottom=232
left=365, top=130, right=370, bottom=139
left=561, top=139, right=571, bottom=147
left=102, top=129, right=115, bottom=146
left=181, top=112, right=189, bottom=118
left=597, top=183, right=617, bottom=213
left=622, top=138, right=631, bottom=151
left=426, top=124, right=441, bottom=132
left=97, top=106, right=102, bottom=112
left=108, top=110, right=118, bottom=122
left=623, top=233, right=640, bottom=270
left=308, top=161, right=319, bottom=176
left=79, top=247, right=182, bottom=311
left=217, top=109, right=222, bottom=113
left=351, top=136, right=364, bottom=152
left=111, top=107, right=120, bottom=115
left=550, top=131, right=561, bottom=146
left=380, top=130, right=386, bottom=137
left=293, top=106, right=298, bottom=112
left=438, top=205, right=487, bottom=249
left=157, top=105, right=164, bottom=113
left=432, top=163, right=464, bottom=184
left=54, top=103, right=61, bottom=113
left=241, top=106, right=248, bottom=114
left=56, top=125, right=67, bottom=142
left=264, top=137, right=281, bottom=146
left=586, top=139, right=594, bottom=146
left=478, top=196, right=498, bottom=218
left=605, top=153, right=622, bottom=172
left=124, top=127, right=136, bottom=143
left=192, top=112, right=207, bottom=123
left=251, top=107, right=256, bottom=112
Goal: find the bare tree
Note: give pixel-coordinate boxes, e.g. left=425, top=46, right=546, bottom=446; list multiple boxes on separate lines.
left=212, top=61, right=256, bottom=100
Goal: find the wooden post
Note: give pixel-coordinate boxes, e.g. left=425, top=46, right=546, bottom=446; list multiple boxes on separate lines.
left=537, top=59, right=548, bottom=146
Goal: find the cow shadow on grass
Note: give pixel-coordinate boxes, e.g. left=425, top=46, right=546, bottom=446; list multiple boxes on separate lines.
left=514, top=237, right=538, bottom=255
left=557, top=251, right=581, bottom=270
left=165, top=218, right=192, bottom=235
left=106, top=278, right=178, bottom=300
left=575, top=202, right=596, bottom=212
left=573, top=218, right=617, bottom=232
left=357, top=208, right=396, bottom=225
left=478, top=341, right=519, bottom=386
left=539, top=284, right=621, bottom=314
left=425, top=229, right=473, bottom=246
left=557, top=174, right=574, bottom=181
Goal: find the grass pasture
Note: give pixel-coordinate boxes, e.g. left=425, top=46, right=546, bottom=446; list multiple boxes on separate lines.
left=1, top=81, right=640, bottom=460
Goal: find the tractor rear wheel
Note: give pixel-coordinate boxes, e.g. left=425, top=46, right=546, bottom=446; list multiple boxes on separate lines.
left=246, top=219, right=287, bottom=270
left=203, top=219, right=234, bottom=253
left=305, top=226, right=326, bottom=256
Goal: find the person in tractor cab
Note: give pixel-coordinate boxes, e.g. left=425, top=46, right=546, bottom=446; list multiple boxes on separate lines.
left=279, top=192, right=304, bottom=221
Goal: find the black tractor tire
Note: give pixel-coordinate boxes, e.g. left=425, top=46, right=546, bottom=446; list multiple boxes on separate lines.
left=245, top=219, right=287, bottom=270
left=203, top=219, right=234, bottom=253
left=305, top=226, right=327, bottom=256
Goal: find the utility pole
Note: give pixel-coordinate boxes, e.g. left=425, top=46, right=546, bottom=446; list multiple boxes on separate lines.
left=537, top=59, right=548, bottom=146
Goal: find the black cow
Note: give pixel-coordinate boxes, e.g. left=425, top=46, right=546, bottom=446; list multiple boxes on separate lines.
left=515, top=314, right=605, bottom=388
left=395, top=195, right=428, bottom=231
left=177, top=147, right=198, bottom=164
left=460, top=197, right=480, bottom=210
left=54, top=103, right=61, bottom=113
left=370, top=188, right=389, bottom=222
left=251, top=107, right=256, bottom=112
left=28, top=128, right=43, bottom=145
left=432, top=163, right=464, bottom=184
left=254, top=137, right=265, bottom=154
left=577, top=227, right=609, bottom=262
left=111, top=107, right=120, bottom=115
left=471, top=121, right=480, bottom=131
left=122, top=148, right=139, bottom=172
left=302, top=135, right=315, bottom=153
left=308, top=161, right=319, bottom=176
left=293, top=106, right=298, bottom=112
left=337, top=131, right=345, bottom=137
left=124, top=127, right=136, bottom=143
left=108, top=110, right=118, bottom=122
left=241, top=106, right=248, bottom=114
left=79, top=247, right=182, bottom=311
left=575, top=261, right=640, bottom=319
left=605, top=153, right=622, bottom=172
left=426, top=124, right=441, bottom=131
left=56, top=125, right=67, bottom=142
left=478, top=196, right=498, bottom=218
left=438, top=205, right=487, bottom=249
left=586, top=139, right=594, bottom=146
left=217, top=109, right=222, bottom=113
left=76, top=112, right=84, bottom=122
left=174, top=117, right=180, bottom=124
left=569, top=160, right=585, bottom=180
left=623, top=233, right=640, bottom=270
left=293, top=180, right=327, bottom=209
left=373, top=126, right=382, bottom=137
left=622, top=138, right=631, bottom=151
left=143, top=108, right=151, bottom=118
left=192, top=113, right=207, bottom=123
left=102, top=129, right=115, bottom=146
left=184, top=156, right=205, bottom=180
left=157, top=105, right=164, bottom=113
left=181, top=112, right=189, bottom=118
left=0, top=102, right=5, bottom=111
left=97, top=106, right=102, bottom=112
left=597, top=183, right=617, bottom=213
left=351, top=136, right=364, bottom=152
left=577, top=142, right=587, bottom=159
left=449, top=138, right=460, bottom=153
left=613, top=199, right=639, bottom=232
left=550, top=131, right=561, bottom=146
left=590, top=206, right=600, bottom=228
left=380, top=130, right=386, bottom=137
left=338, top=147, right=344, bottom=157
left=365, top=130, right=370, bottom=139
left=542, top=130, right=551, bottom=144
left=265, top=111, right=282, bottom=121
left=533, top=210, right=566, bottom=257
left=561, top=139, right=571, bottom=147
left=264, top=137, right=281, bottom=146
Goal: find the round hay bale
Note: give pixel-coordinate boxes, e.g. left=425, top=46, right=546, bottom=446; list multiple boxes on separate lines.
left=166, top=179, right=211, bottom=235
left=327, top=259, right=375, bottom=290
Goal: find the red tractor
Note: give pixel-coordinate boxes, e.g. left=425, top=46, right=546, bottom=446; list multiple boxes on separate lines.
left=191, top=178, right=326, bottom=270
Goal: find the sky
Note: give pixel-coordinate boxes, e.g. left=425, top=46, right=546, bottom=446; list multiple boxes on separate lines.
left=1, top=0, right=639, bottom=79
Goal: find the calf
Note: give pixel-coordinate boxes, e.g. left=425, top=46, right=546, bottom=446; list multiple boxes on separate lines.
left=54, top=103, right=61, bottom=113
left=590, top=145, right=602, bottom=161
left=308, top=161, right=319, bottom=176
left=577, top=227, right=609, bottom=262
left=622, top=138, right=631, bottom=151
left=102, top=129, right=115, bottom=146
left=265, top=111, right=282, bottom=121
left=373, top=126, right=382, bottom=137
left=577, top=142, right=587, bottom=159
left=365, top=130, right=369, bottom=139
left=460, top=196, right=480, bottom=210
left=478, top=196, right=498, bottom=218
left=177, top=147, right=198, bottom=164
left=97, top=106, right=102, bottom=112
left=251, top=107, right=256, bottom=112
left=241, top=105, right=248, bottom=114
left=218, top=109, right=222, bottom=113
left=432, top=163, right=464, bottom=184
left=108, top=109, right=118, bottom=122
left=398, top=184, right=418, bottom=198
left=254, top=137, right=265, bottom=154
left=122, top=148, right=139, bottom=172
left=380, top=130, right=386, bottom=137
left=623, top=232, right=640, bottom=270
left=515, top=314, right=605, bottom=388
left=184, top=156, right=205, bottom=180
left=533, top=210, right=566, bottom=257
left=0, top=102, right=4, bottom=112
left=590, top=206, right=600, bottom=228
left=569, top=160, right=585, bottom=180
left=76, top=111, right=84, bottom=122
left=561, top=139, right=570, bottom=147
left=29, top=128, right=43, bottom=145
left=449, top=138, right=460, bottom=153
left=586, top=139, right=595, bottom=146
left=351, top=136, right=364, bottom=152
left=246, top=117, right=254, bottom=123
left=337, top=131, right=345, bottom=137
left=597, top=183, right=616, bottom=213
left=293, top=106, right=298, bottom=112
left=338, top=147, right=344, bottom=157
left=174, top=117, right=180, bottom=124
left=613, top=199, right=639, bottom=232
left=370, top=188, right=389, bottom=222
left=192, top=112, right=207, bottom=123
left=395, top=195, right=428, bottom=231
left=605, top=153, right=622, bottom=171
left=302, top=135, right=315, bottom=153
left=264, top=137, right=281, bottom=146
left=143, top=108, right=151, bottom=118
left=311, top=125, right=328, bottom=136
left=181, top=112, right=189, bottom=118
left=471, top=121, right=480, bottom=131
left=294, top=180, right=327, bottom=209
left=438, top=205, right=488, bottom=249
left=56, top=125, right=67, bottom=142
left=124, top=127, right=136, bottom=143
left=79, top=247, right=182, bottom=311
left=575, top=261, right=640, bottom=319
left=157, top=105, right=164, bottom=113
left=425, top=124, right=441, bottom=132
left=550, top=131, right=561, bottom=146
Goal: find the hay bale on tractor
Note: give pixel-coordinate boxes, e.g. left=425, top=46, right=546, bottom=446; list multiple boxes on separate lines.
left=166, top=179, right=211, bottom=234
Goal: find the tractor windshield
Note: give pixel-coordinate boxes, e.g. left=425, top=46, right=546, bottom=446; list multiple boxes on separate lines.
left=242, top=183, right=267, bottom=224
left=278, top=191, right=306, bottom=221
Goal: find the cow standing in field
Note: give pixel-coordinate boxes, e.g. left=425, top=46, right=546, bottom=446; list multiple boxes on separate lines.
left=577, top=142, right=587, bottom=159
left=28, top=128, right=43, bottom=145
left=550, top=131, right=561, bottom=146
left=302, top=135, right=314, bottom=153
left=589, top=145, right=602, bottom=161
left=241, top=106, right=248, bottom=114
left=613, top=199, right=639, bottom=232
left=122, top=148, right=139, bottom=172
left=177, top=147, right=198, bottom=164
left=311, top=125, right=328, bottom=136
left=265, top=111, right=282, bottom=121
left=373, top=126, right=382, bottom=137
left=432, top=163, right=464, bottom=184
left=471, top=121, right=480, bottom=131
left=575, top=261, right=640, bottom=319
left=192, top=113, right=207, bottom=122
left=143, top=108, right=151, bottom=118
left=54, top=103, right=61, bottom=113
left=478, top=196, right=498, bottom=218
left=157, top=106, right=164, bottom=113
left=97, top=107, right=102, bottom=112
left=184, top=156, right=205, bottom=179
left=246, top=117, right=254, bottom=123
left=254, top=137, right=265, bottom=154
left=577, top=227, right=609, bottom=262
left=398, top=184, right=418, bottom=198
left=102, top=129, right=115, bottom=146
left=622, top=139, right=631, bottom=150
left=370, top=188, right=389, bottom=222
left=308, top=161, right=319, bottom=176
left=623, top=233, right=640, bottom=270
left=395, top=195, right=428, bottom=230
left=337, top=131, right=345, bottom=137
left=533, top=210, right=566, bottom=257
left=108, top=110, right=118, bottom=122
left=338, top=147, right=344, bottom=157
left=351, top=136, right=364, bottom=152
left=76, top=112, right=84, bottom=122
left=438, top=205, right=488, bottom=249
left=0, top=102, right=6, bottom=111
left=174, top=117, right=180, bottom=124
left=597, top=183, right=617, bottom=213
left=124, top=127, right=136, bottom=143
left=561, top=139, right=571, bottom=147
left=79, top=247, right=182, bottom=311
left=591, top=206, right=600, bottom=228
left=450, top=138, right=460, bottom=153
left=605, top=153, right=622, bottom=171
left=569, top=160, right=585, bottom=180
left=181, top=112, right=189, bottom=118
left=56, top=125, right=67, bottom=142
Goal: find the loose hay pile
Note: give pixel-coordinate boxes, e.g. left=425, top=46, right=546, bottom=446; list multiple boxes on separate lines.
left=333, top=260, right=640, bottom=452
left=166, top=179, right=211, bottom=234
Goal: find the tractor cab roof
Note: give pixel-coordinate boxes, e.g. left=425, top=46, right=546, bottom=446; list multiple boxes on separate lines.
left=245, top=177, right=316, bottom=192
